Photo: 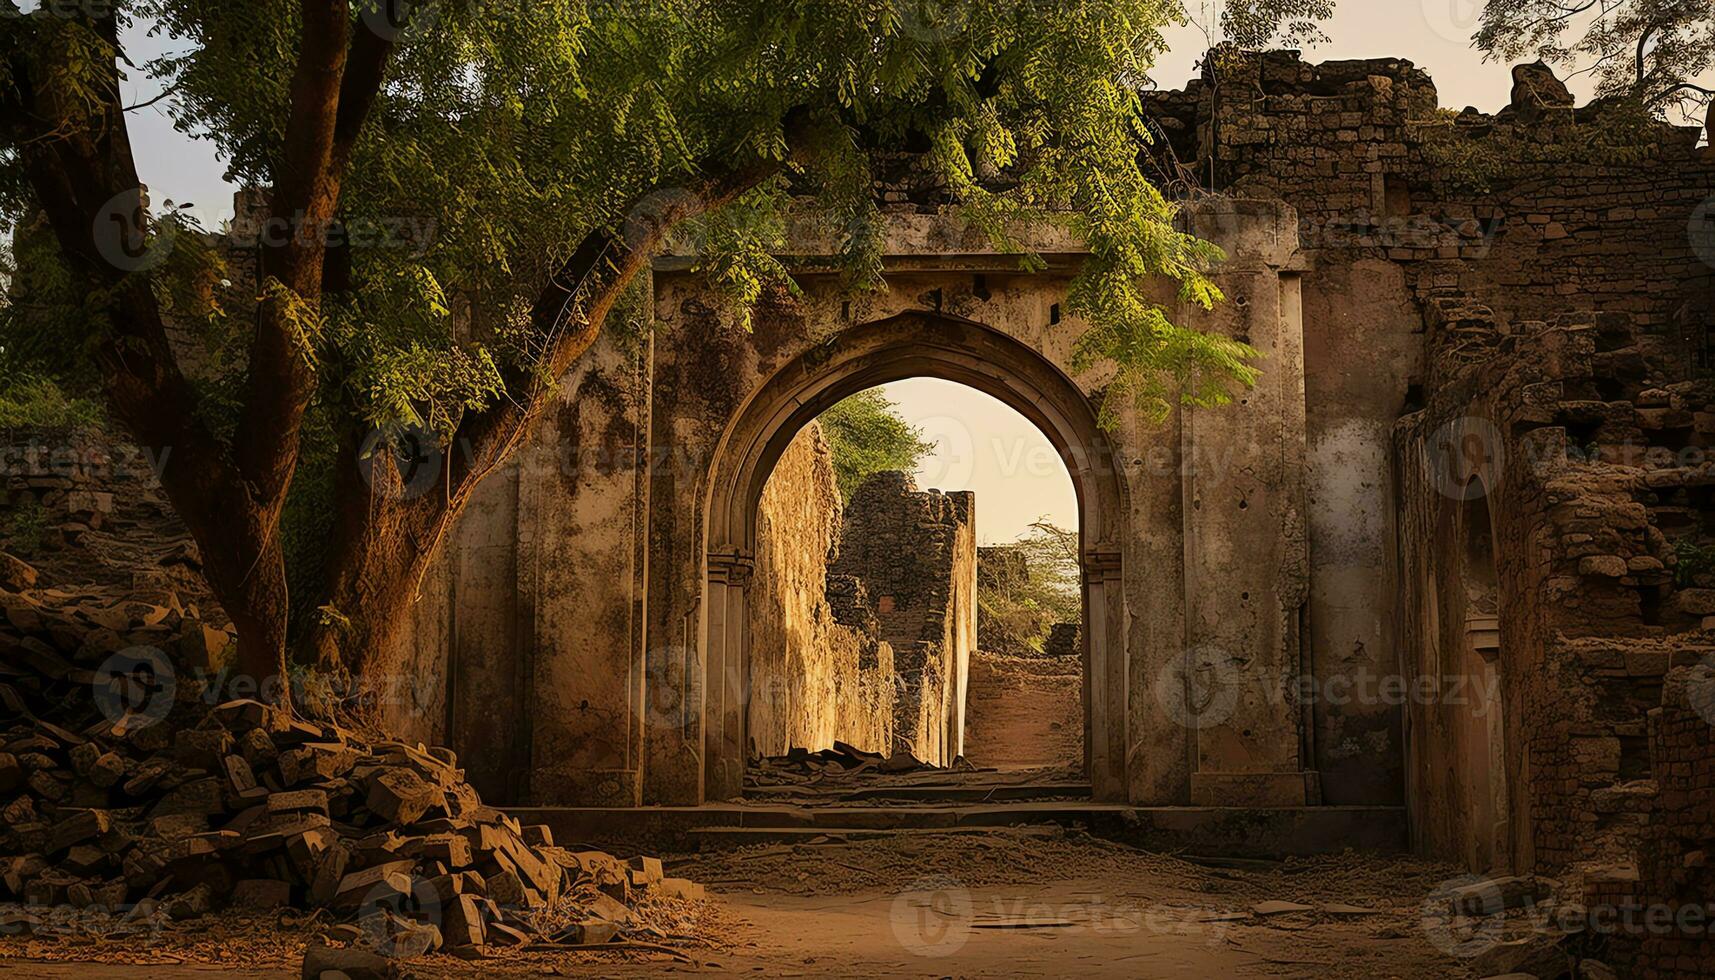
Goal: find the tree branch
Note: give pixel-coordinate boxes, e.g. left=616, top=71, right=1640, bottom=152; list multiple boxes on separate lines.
left=312, top=107, right=822, bottom=672
left=232, top=0, right=396, bottom=507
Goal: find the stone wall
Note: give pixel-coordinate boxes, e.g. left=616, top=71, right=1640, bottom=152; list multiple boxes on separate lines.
left=1390, top=298, right=1715, bottom=980
left=746, top=423, right=894, bottom=758
left=829, top=471, right=976, bottom=764
left=1141, top=52, right=1715, bottom=816
left=1134, top=56, right=1715, bottom=976
left=1634, top=665, right=1715, bottom=977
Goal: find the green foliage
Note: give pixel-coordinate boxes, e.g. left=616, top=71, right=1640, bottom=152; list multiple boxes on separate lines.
left=1414, top=99, right=1666, bottom=196
left=1475, top=0, right=1713, bottom=121
left=0, top=377, right=104, bottom=431
left=977, top=521, right=1082, bottom=655
left=0, top=493, right=49, bottom=555
left=2, top=0, right=1273, bottom=444
left=280, top=409, right=341, bottom=643
left=1675, top=537, right=1715, bottom=587
left=817, top=388, right=935, bottom=502
left=1183, top=0, right=1336, bottom=52
left=0, top=1, right=1306, bottom=650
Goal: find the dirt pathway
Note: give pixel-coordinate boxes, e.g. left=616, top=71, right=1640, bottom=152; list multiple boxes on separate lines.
left=0, top=832, right=1479, bottom=978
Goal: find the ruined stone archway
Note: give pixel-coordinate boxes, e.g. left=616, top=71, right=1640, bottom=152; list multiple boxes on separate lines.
left=417, top=199, right=1327, bottom=810
left=700, top=312, right=1130, bottom=802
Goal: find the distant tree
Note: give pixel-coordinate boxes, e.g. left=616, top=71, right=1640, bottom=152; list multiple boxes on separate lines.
left=1, top=1, right=1262, bottom=705
left=817, top=389, right=935, bottom=503
left=977, top=520, right=1082, bottom=655
left=1475, top=0, right=1714, bottom=121
left=1181, top=0, right=1337, bottom=52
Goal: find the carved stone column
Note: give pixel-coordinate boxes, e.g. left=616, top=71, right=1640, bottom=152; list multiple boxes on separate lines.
left=1084, top=550, right=1127, bottom=801
left=703, top=547, right=755, bottom=802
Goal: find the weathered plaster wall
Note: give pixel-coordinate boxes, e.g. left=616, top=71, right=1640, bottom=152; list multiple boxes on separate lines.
left=408, top=202, right=1317, bottom=812
left=1301, top=258, right=1421, bottom=806
left=385, top=324, right=655, bottom=806
left=513, top=328, right=654, bottom=806
left=747, top=423, right=895, bottom=757
left=643, top=199, right=1315, bottom=805
left=830, top=471, right=975, bottom=764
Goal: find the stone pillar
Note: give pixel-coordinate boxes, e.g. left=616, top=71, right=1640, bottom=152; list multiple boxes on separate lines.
left=1084, top=550, right=1127, bottom=801
left=703, top=547, right=754, bottom=802
left=1179, top=201, right=1319, bottom=807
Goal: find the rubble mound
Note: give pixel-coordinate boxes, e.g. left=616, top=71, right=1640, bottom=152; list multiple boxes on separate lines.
left=0, top=558, right=702, bottom=961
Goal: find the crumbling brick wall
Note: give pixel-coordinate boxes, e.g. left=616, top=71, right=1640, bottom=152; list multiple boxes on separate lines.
left=747, top=424, right=895, bottom=757
left=1139, top=51, right=1715, bottom=904
left=1394, top=298, right=1715, bottom=883
left=1632, top=666, right=1715, bottom=977
left=1143, top=50, right=1713, bottom=370
left=829, top=471, right=976, bottom=764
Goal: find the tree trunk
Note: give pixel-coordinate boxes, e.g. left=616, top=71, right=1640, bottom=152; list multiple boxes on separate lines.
left=299, top=116, right=817, bottom=680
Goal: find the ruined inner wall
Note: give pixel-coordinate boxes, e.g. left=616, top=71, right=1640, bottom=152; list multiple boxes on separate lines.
left=1141, top=54, right=1715, bottom=852
left=1144, top=52, right=1715, bottom=817
left=1385, top=196, right=1714, bottom=973
left=746, top=423, right=895, bottom=757
left=828, top=471, right=975, bottom=764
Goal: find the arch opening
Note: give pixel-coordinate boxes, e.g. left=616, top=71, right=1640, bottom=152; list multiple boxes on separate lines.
left=699, top=312, right=1131, bottom=804
left=743, top=378, right=1087, bottom=800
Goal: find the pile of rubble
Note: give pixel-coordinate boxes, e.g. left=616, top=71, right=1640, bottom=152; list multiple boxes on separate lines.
left=748, top=743, right=941, bottom=784
left=0, top=553, right=703, bottom=963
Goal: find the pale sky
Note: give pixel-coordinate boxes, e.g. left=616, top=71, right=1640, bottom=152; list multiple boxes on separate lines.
left=872, top=379, right=1078, bottom=546
left=100, top=4, right=1708, bottom=542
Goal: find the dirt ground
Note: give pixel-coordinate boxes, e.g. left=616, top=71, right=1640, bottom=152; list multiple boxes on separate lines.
left=0, top=830, right=1486, bottom=978
left=962, top=650, right=1084, bottom=771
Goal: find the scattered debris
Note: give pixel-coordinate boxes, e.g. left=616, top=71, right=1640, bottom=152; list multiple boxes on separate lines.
left=0, top=578, right=705, bottom=966
left=744, top=743, right=1083, bottom=805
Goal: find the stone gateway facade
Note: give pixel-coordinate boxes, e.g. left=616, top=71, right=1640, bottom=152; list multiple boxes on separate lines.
left=380, top=51, right=1714, bottom=975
